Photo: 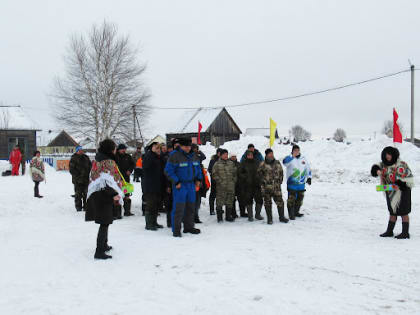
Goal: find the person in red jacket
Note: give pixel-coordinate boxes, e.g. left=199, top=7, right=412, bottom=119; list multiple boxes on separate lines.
left=9, top=146, right=22, bottom=176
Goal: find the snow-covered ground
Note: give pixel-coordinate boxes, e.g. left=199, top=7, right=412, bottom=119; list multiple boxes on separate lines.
left=1, top=136, right=420, bottom=315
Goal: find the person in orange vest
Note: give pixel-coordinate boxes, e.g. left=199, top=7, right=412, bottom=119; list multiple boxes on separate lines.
left=9, top=146, right=22, bottom=176
left=194, top=164, right=210, bottom=223
left=132, top=146, right=143, bottom=182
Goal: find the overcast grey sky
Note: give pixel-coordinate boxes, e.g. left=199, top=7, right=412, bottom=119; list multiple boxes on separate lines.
left=1, top=0, right=420, bottom=138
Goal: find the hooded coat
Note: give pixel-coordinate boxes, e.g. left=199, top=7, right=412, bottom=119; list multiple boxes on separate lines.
left=238, top=154, right=261, bottom=204
left=371, top=146, right=414, bottom=216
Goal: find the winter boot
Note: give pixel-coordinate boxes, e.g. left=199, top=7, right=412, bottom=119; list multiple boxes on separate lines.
left=266, top=206, right=273, bottom=225
left=194, top=215, right=202, bottom=224
left=247, top=205, right=254, bottom=222
left=123, top=198, right=134, bottom=216
left=216, top=207, right=223, bottom=223
left=145, top=212, right=157, bottom=231
left=225, top=207, right=234, bottom=222
left=255, top=204, right=264, bottom=220
left=94, top=250, right=112, bottom=260
left=287, top=205, right=295, bottom=220
left=278, top=205, right=289, bottom=223
left=153, top=212, right=164, bottom=229
left=184, top=228, right=201, bottom=234
left=173, top=231, right=182, bottom=237
left=395, top=222, right=410, bottom=239
left=294, top=204, right=304, bottom=218
left=380, top=221, right=396, bottom=237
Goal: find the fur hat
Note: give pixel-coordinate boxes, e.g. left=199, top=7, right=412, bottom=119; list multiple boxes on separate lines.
left=178, top=138, right=192, bottom=146
left=381, top=146, right=400, bottom=166
left=229, top=152, right=237, bottom=158
left=98, top=139, right=116, bottom=156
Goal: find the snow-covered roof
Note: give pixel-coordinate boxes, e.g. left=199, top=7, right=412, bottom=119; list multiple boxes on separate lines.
left=245, top=128, right=270, bottom=137
left=0, top=106, right=40, bottom=130
left=172, top=108, right=224, bottom=133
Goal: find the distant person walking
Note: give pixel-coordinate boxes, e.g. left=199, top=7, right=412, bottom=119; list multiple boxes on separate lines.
left=29, top=151, right=45, bottom=198
left=9, top=146, right=22, bottom=176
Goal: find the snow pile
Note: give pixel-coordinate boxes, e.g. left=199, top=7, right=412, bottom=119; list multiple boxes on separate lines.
left=200, top=135, right=420, bottom=184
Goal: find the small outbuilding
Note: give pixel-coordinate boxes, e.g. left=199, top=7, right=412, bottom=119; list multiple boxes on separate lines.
left=38, top=130, right=80, bottom=155
left=166, top=107, right=242, bottom=147
left=0, top=106, right=40, bottom=161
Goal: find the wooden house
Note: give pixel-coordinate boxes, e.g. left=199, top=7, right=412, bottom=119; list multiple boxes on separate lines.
left=166, top=107, right=242, bottom=147
left=0, top=106, right=40, bottom=161
left=38, top=130, right=80, bottom=155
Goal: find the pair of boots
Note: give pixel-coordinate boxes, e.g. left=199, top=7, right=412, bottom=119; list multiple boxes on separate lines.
left=239, top=204, right=248, bottom=218
left=34, top=185, right=43, bottom=198
left=247, top=204, right=263, bottom=222
left=94, top=225, right=112, bottom=260
left=210, top=197, right=216, bottom=215
left=123, top=198, right=134, bottom=216
left=265, top=205, right=289, bottom=224
left=380, top=221, right=410, bottom=239
left=216, top=207, right=224, bottom=222
left=145, top=211, right=164, bottom=231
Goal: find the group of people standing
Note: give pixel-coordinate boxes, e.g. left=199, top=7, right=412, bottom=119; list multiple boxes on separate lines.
left=208, top=143, right=312, bottom=225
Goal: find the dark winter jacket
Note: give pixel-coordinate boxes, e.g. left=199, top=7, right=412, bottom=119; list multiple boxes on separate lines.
left=165, top=149, right=203, bottom=185
left=69, top=153, right=92, bottom=185
left=160, top=152, right=172, bottom=190
left=240, top=149, right=264, bottom=163
left=208, top=155, right=219, bottom=175
left=195, top=150, right=206, bottom=163
left=115, top=152, right=135, bottom=182
left=142, top=150, right=163, bottom=194
left=238, top=158, right=260, bottom=197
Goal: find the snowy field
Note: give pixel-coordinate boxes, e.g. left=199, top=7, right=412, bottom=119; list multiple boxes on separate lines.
left=1, top=136, right=420, bottom=315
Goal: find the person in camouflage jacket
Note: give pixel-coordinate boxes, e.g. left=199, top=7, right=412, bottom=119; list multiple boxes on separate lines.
left=212, top=149, right=237, bottom=222
left=238, top=150, right=264, bottom=222
left=257, top=149, right=289, bottom=224
left=69, top=146, right=92, bottom=211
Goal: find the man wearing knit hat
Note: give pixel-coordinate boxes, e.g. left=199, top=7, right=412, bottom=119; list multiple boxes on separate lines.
left=165, top=138, right=203, bottom=237
left=257, top=148, right=288, bottom=224
left=69, top=146, right=92, bottom=211
left=282, top=145, right=312, bottom=219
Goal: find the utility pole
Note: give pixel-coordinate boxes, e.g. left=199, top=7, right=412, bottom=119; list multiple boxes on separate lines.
left=411, top=65, right=415, bottom=144
left=132, top=105, right=137, bottom=147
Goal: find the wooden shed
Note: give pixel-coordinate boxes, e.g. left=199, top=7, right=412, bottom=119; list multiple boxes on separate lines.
left=0, top=106, right=40, bottom=161
left=166, top=107, right=242, bottom=147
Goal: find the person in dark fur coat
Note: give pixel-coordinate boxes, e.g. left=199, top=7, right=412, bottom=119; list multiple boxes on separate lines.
left=371, top=146, right=414, bottom=239
left=86, top=139, right=124, bottom=260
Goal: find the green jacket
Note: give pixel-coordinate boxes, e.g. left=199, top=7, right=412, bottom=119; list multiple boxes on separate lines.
left=257, top=159, right=284, bottom=193
left=212, top=159, right=237, bottom=191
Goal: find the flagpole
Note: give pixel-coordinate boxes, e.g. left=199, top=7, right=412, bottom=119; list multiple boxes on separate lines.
left=410, top=65, right=415, bottom=144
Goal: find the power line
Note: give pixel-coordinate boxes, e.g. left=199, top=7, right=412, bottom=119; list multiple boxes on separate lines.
left=152, top=68, right=412, bottom=110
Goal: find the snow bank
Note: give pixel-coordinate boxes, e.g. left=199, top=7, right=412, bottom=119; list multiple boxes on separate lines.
left=200, top=135, right=420, bottom=184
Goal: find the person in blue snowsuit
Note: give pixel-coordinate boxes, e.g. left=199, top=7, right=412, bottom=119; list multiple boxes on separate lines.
left=165, top=138, right=203, bottom=237
left=282, top=145, right=312, bottom=219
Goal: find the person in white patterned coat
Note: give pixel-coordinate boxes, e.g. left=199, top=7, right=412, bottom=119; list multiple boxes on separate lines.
left=29, top=151, right=45, bottom=198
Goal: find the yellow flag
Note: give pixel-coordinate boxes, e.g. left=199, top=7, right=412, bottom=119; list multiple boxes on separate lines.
left=270, top=118, right=277, bottom=147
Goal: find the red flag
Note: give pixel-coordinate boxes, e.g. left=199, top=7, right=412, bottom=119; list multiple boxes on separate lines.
left=393, top=108, right=403, bottom=143
left=198, top=121, right=203, bottom=145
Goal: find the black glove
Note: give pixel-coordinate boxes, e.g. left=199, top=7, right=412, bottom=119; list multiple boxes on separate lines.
left=395, top=179, right=407, bottom=190
left=307, top=178, right=312, bottom=185
left=371, top=165, right=381, bottom=177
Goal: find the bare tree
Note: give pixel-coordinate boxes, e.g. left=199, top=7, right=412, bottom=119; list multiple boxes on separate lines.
left=50, top=21, right=150, bottom=148
left=333, top=128, right=347, bottom=142
left=290, top=125, right=311, bottom=142
left=381, top=120, right=404, bottom=138
left=0, top=102, right=11, bottom=129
